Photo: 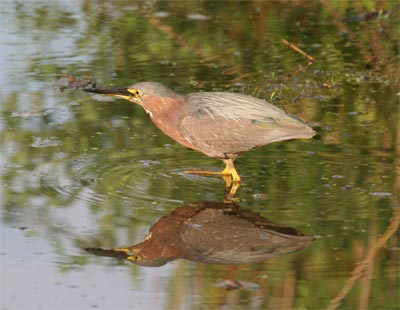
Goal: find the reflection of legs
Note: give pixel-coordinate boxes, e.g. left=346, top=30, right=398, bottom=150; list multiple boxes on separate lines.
left=224, top=178, right=240, bottom=202
left=221, top=159, right=240, bottom=202
left=184, top=158, right=241, bottom=201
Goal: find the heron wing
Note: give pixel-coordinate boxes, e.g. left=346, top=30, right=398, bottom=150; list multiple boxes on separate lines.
left=185, top=92, right=292, bottom=122
left=179, top=92, right=313, bottom=158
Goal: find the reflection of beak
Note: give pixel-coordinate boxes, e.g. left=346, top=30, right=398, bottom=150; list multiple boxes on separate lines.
left=84, top=87, right=132, bottom=100
left=114, top=247, right=140, bottom=262
left=84, top=247, right=130, bottom=259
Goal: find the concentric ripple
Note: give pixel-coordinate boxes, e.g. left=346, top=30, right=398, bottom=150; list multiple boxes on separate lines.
left=33, top=152, right=188, bottom=211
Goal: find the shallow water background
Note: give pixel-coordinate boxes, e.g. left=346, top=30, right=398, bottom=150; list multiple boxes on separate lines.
left=1, top=1, right=399, bottom=309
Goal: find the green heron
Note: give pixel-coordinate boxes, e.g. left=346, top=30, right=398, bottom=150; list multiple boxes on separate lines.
left=85, top=202, right=315, bottom=267
left=84, top=82, right=315, bottom=183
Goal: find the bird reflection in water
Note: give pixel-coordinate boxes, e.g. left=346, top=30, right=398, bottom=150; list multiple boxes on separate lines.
left=85, top=202, right=314, bottom=267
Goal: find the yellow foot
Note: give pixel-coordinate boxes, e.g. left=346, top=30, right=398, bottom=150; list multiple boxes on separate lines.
left=221, top=158, right=241, bottom=183
left=184, top=159, right=241, bottom=182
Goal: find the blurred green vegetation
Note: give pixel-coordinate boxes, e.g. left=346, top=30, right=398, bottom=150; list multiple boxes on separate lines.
left=1, top=0, right=399, bottom=309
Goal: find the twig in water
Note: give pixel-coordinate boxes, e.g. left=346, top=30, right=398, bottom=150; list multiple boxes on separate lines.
left=282, top=39, right=316, bottom=63
left=282, top=39, right=316, bottom=77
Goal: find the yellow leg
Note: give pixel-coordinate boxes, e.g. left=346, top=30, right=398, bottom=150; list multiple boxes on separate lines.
left=221, top=159, right=241, bottom=182
left=221, top=159, right=241, bottom=201
left=184, top=158, right=241, bottom=182
left=183, top=159, right=241, bottom=201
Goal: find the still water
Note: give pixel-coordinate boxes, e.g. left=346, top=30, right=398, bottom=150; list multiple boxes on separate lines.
left=1, top=1, right=399, bottom=309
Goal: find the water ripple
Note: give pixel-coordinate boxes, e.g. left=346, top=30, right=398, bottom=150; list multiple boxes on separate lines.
left=33, top=152, right=186, bottom=210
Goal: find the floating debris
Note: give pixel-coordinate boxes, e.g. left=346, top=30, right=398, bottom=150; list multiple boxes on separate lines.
left=187, top=13, right=210, bottom=21
left=154, top=11, right=169, bottom=18
left=139, top=160, right=162, bottom=167
left=215, top=279, right=260, bottom=291
left=342, top=185, right=353, bottom=191
left=30, top=137, right=62, bottom=148
left=369, top=192, right=393, bottom=197
left=59, top=74, right=96, bottom=92
left=342, top=10, right=388, bottom=23
left=252, top=193, right=267, bottom=200
left=11, top=111, right=46, bottom=119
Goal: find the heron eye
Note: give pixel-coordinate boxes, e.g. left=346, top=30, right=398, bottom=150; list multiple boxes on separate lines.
left=128, top=89, right=142, bottom=98
left=127, top=254, right=141, bottom=261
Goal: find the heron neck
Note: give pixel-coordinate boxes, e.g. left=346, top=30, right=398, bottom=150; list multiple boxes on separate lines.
left=141, top=95, right=194, bottom=149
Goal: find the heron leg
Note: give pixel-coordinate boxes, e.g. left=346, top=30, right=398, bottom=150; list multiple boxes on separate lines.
left=184, top=160, right=241, bottom=181
left=183, top=158, right=241, bottom=189
left=221, top=158, right=241, bottom=201
left=221, top=159, right=241, bottom=182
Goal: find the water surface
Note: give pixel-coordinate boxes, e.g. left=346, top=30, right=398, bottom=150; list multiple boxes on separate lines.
left=1, top=1, right=399, bottom=309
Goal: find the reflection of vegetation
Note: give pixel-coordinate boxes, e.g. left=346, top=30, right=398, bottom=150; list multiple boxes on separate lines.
left=326, top=208, right=400, bottom=309
left=1, top=0, right=399, bottom=309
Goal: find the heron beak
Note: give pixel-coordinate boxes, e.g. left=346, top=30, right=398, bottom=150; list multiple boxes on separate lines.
left=83, top=86, right=132, bottom=100
left=84, top=247, right=130, bottom=259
